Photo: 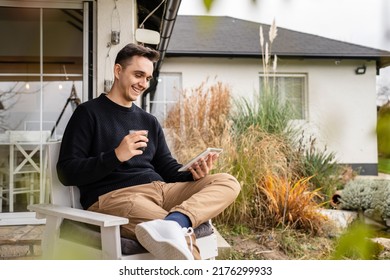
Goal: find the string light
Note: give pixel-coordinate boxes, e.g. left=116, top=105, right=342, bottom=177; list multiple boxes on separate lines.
left=104, top=48, right=113, bottom=92
left=59, top=65, right=69, bottom=90
left=111, top=0, right=121, bottom=45
left=104, top=0, right=120, bottom=91
left=139, top=0, right=166, bottom=29
left=25, top=63, right=30, bottom=90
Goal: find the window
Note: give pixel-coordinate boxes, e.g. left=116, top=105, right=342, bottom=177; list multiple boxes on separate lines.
left=0, top=6, right=84, bottom=136
left=148, top=73, right=182, bottom=124
left=0, top=3, right=90, bottom=223
left=259, top=74, right=307, bottom=119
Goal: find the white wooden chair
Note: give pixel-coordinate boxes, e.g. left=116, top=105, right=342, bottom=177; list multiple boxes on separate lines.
left=1, top=131, right=51, bottom=213
left=28, top=142, right=218, bottom=260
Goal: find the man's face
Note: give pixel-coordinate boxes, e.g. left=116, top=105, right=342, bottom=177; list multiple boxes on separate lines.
left=115, top=55, right=154, bottom=103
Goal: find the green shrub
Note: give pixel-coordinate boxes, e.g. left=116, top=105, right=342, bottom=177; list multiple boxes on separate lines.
left=231, top=90, right=294, bottom=137
left=338, top=178, right=390, bottom=223
left=296, top=134, right=345, bottom=204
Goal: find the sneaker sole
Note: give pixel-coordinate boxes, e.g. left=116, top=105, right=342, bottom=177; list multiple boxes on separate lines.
left=135, top=224, right=194, bottom=260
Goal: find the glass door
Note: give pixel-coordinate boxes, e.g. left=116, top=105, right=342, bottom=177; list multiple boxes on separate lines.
left=0, top=5, right=85, bottom=224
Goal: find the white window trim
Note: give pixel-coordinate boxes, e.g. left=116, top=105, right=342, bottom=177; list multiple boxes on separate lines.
left=0, top=0, right=87, bottom=9
left=259, top=72, right=308, bottom=120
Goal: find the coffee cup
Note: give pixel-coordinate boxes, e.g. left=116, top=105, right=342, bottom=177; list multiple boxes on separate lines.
left=129, top=130, right=148, bottom=151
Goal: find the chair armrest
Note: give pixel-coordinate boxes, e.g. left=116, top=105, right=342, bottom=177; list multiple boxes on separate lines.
left=28, top=204, right=128, bottom=227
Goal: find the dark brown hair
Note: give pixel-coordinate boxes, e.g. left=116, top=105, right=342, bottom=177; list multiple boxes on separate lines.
left=114, top=43, right=160, bottom=67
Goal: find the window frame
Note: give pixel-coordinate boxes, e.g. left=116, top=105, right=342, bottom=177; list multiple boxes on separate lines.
left=147, top=72, right=182, bottom=124
left=259, top=72, right=308, bottom=120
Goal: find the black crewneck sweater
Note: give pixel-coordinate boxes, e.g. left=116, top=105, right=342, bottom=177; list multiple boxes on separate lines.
left=57, top=94, right=192, bottom=209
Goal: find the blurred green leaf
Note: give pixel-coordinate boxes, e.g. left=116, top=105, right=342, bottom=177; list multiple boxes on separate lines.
left=331, top=222, right=378, bottom=260
left=203, top=0, right=214, bottom=11
left=202, top=0, right=259, bottom=12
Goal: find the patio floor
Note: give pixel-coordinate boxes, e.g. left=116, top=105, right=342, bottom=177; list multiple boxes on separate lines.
left=0, top=224, right=232, bottom=260
left=0, top=225, right=44, bottom=259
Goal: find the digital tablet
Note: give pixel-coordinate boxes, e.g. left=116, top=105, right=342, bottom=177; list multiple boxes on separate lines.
left=178, top=148, right=223, bottom=172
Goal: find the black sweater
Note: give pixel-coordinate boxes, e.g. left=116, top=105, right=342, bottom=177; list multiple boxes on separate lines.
left=57, top=94, right=192, bottom=209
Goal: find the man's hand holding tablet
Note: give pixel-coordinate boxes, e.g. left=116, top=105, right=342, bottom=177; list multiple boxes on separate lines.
left=178, top=148, right=223, bottom=172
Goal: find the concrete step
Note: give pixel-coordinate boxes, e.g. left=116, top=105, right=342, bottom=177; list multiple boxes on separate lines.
left=214, top=228, right=231, bottom=259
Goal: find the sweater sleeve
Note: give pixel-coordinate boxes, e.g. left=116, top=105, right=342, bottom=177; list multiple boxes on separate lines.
left=56, top=105, right=121, bottom=186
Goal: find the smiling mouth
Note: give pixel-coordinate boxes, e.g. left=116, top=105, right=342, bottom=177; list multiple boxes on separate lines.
left=132, top=86, right=143, bottom=94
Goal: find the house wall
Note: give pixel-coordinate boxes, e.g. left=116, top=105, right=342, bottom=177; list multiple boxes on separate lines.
left=160, top=57, right=378, bottom=173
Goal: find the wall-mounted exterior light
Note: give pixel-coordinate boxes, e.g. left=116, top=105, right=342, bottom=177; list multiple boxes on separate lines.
left=135, top=28, right=161, bottom=45
left=355, top=65, right=366, bottom=75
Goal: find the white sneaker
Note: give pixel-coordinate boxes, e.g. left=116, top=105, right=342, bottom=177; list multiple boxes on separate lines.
left=135, top=219, right=194, bottom=260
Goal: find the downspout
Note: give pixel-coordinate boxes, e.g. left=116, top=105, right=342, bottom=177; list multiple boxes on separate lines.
left=142, top=0, right=181, bottom=110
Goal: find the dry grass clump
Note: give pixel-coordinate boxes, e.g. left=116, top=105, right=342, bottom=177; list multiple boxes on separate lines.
left=164, top=80, right=232, bottom=163
left=259, top=174, right=326, bottom=234
left=215, top=126, right=327, bottom=234
left=215, top=126, right=294, bottom=226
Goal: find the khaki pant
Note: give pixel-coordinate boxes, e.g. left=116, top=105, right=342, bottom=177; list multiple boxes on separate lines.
left=88, top=173, right=240, bottom=240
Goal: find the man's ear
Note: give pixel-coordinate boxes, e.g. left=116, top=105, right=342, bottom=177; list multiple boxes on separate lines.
left=114, top=63, right=122, bottom=80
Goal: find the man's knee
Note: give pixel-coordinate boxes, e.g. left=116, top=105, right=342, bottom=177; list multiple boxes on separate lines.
left=213, top=173, right=241, bottom=198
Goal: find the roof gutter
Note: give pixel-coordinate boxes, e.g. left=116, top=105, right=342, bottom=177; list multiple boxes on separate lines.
left=142, top=0, right=181, bottom=110
left=156, top=0, right=181, bottom=71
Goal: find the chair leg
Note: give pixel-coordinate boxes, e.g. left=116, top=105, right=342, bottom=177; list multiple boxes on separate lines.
left=0, top=170, right=4, bottom=212
left=0, top=186, right=3, bottom=213
left=41, top=215, right=63, bottom=259
left=100, top=226, right=123, bottom=259
left=28, top=173, right=35, bottom=206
